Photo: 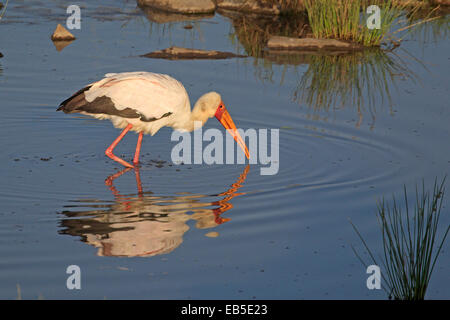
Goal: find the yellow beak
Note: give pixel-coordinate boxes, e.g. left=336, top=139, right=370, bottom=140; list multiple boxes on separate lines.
left=215, top=103, right=250, bottom=159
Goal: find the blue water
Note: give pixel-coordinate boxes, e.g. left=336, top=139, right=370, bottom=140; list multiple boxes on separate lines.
left=0, top=0, right=448, bottom=299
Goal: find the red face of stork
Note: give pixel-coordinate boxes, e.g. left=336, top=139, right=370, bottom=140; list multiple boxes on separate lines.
left=214, top=101, right=250, bottom=159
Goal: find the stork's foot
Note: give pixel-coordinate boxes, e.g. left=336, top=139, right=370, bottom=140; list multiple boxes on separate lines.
left=104, top=167, right=143, bottom=197
left=105, top=150, right=134, bottom=168
left=105, top=123, right=135, bottom=168
left=105, top=167, right=132, bottom=186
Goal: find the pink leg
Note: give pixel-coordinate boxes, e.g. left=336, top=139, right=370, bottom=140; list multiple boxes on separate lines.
left=133, top=132, right=143, bottom=166
left=134, top=166, right=143, bottom=196
left=104, top=167, right=142, bottom=196
left=105, top=124, right=134, bottom=168
left=105, top=167, right=132, bottom=187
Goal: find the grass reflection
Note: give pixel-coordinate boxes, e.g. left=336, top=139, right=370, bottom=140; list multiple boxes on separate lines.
left=292, top=48, right=419, bottom=126
left=405, top=5, right=450, bottom=43
left=225, top=4, right=447, bottom=128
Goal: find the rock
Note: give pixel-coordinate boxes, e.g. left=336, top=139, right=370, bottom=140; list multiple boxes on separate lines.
left=141, top=46, right=247, bottom=60
left=52, top=40, right=74, bottom=52
left=51, top=24, right=76, bottom=41
left=205, top=231, right=219, bottom=238
left=267, top=36, right=365, bottom=51
left=137, top=0, right=216, bottom=14
left=0, top=52, right=3, bottom=58
left=139, top=5, right=214, bottom=23
left=217, top=0, right=280, bottom=15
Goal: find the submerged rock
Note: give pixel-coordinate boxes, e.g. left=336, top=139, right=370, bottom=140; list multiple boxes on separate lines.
left=205, top=231, right=219, bottom=238
left=51, top=24, right=76, bottom=41
left=139, top=5, right=214, bottom=23
left=217, top=0, right=280, bottom=15
left=142, top=46, right=246, bottom=60
left=137, top=0, right=216, bottom=14
left=267, top=36, right=365, bottom=51
left=52, top=40, right=74, bottom=52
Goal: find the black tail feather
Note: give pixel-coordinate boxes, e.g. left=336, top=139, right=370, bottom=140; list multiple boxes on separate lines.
left=57, top=85, right=92, bottom=113
left=56, top=85, right=142, bottom=119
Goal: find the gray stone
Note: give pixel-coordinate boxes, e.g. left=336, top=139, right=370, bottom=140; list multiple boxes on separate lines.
left=217, top=0, right=280, bottom=15
left=137, top=0, right=216, bottom=14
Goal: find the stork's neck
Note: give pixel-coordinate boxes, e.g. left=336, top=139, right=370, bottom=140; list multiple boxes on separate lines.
left=178, top=99, right=210, bottom=132
left=172, top=91, right=221, bottom=132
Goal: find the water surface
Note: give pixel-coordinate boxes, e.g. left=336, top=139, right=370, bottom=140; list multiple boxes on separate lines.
left=0, top=0, right=449, bottom=299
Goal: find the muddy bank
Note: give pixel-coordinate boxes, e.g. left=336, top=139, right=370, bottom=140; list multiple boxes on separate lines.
left=137, top=0, right=215, bottom=14
left=268, top=36, right=365, bottom=52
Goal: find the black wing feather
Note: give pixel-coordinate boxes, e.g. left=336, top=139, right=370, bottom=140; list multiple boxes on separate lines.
left=57, top=85, right=140, bottom=119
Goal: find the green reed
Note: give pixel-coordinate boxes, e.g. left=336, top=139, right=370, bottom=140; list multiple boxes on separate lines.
left=351, top=177, right=449, bottom=300
left=304, top=0, right=407, bottom=46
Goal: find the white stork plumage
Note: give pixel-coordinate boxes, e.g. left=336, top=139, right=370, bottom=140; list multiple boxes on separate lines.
left=58, top=71, right=249, bottom=168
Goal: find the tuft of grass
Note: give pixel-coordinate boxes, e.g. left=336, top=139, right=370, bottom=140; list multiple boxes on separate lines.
left=351, top=177, right=449, bottom=300
left=304, top=0, right=408, bottom=46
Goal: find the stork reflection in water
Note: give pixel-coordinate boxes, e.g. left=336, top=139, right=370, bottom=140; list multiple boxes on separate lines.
left=58, top=165, right=249, bottom=257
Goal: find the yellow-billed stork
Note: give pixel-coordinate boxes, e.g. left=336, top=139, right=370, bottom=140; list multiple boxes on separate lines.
left=57, top=71, right=250, bottom=168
